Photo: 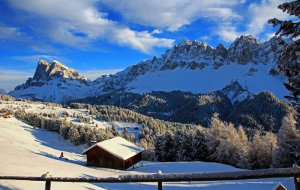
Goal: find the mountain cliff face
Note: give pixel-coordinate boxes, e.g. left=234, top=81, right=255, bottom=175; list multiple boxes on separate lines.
left=10, top=60, right=93, bottom=103
left=10, top=35, right=288, bottom=103
left=32, top=60, right=86, bottom=82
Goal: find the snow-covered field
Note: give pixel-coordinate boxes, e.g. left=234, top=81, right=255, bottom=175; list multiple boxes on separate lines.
left=0, top=117, right=294, bottom=190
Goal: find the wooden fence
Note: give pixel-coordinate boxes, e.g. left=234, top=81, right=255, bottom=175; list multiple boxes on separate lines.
left=0, top=167, right=300, bottom=190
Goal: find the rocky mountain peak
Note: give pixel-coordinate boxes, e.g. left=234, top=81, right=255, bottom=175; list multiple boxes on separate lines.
left=32, top=60, right=86, bottom=81
left=177, top=39, right=192, bottom=47
left=228, top=35, right=260, bottom=64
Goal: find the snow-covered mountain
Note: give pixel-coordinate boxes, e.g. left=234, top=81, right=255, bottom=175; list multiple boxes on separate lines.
left=10, top=35, right=288, bottom=103
left=10, top=60, right=94, bottom=103
left=95, top=35, right=287, bottom=99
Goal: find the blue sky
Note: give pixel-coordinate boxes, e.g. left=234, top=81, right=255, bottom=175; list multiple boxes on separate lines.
left=0, top=0, right=290, bottom=92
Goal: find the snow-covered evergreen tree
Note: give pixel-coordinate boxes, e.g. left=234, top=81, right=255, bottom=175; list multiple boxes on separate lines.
left=175, top=130, right=194, bottom=161
left=68, top=126, right=81, bottom=145
left=273, top=114, right=300, bottom=167
left=192, top=129, right=209, bottom=161
left=85, top=128, right=97, bottom=146
left=60, top=125, right=70, bottom=139
left=269, top=1, right=300, bottom=106
left=154, top=131, right=176, bottom=161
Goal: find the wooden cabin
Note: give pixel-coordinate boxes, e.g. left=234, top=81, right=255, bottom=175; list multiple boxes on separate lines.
left=274, top=183, right=287, bottom=190
left=82, top=137, right=143, bottom=170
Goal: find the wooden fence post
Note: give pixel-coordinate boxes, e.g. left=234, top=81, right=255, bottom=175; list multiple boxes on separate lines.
left=45, top=180, right=51, bottom=190
left=295, top=177, right=300, bottom=190
left=158, top=181, right=162, bottom=190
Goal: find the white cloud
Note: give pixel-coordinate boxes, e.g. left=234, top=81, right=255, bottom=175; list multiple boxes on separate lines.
left=112, top=28, right=173, bottom=53
left=0, top=26, right=22, bottom=40
left=247, top=0, right=289, bottom=36
left=80, top=69, right=122, bottom=80
left=216, top=25, right=241, bottom=42
left=214, top=0, right=290, bottom=42
left=102, top=0, right=243, bottom=31
left=8, top=0, right=174, bottom=53
left=0, top=69, right=33, bottom=92
left=0, top=24, right=57, bottom=53
left=12, top=55, right=71, bottom=64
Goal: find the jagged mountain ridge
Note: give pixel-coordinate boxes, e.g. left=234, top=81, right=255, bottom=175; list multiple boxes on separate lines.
left=10, top=35, right=288, bottom=103
left=94, top=35, right=287, bottom=98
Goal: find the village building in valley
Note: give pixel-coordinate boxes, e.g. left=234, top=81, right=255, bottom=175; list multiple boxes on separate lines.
left=82, top=137, right=144, bottom=170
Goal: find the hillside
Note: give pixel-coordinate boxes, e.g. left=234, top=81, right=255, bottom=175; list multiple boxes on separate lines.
left=75, top=84, right=295, bottom=132
left=0, top=117, right=294, bottom=190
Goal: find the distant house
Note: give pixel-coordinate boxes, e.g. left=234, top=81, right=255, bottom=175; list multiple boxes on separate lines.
left=82, top=137, right=144, bottom=170
left=2, top=113, right=11, bottom=119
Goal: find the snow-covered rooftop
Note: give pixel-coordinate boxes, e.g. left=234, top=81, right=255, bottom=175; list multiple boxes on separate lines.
left=82, top=137, right=144, bottom=160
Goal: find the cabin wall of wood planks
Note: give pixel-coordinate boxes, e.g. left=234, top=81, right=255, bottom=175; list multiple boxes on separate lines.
left=85, top=146, right=142, bottom=170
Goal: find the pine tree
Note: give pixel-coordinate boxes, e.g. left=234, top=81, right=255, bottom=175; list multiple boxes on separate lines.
left=154, top=131, right=175, bottom=161
left=273, top=114, right=300, bottom=167
left=192, top=129, right=209, bottom=161
left=269, top=1, right=300, bottom=107
left=176, top=130, right=194, bottom=161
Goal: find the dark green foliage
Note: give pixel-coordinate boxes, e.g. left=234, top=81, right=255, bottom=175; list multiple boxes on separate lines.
left=227, top=92, right=296, bottom=132
left=73, top=90, right=295, bottom=132
left=192, top=129, right=209, bottom=161
left=269, top=0, right=300, bottom=106
left=154, top=131, right=176, bottom=162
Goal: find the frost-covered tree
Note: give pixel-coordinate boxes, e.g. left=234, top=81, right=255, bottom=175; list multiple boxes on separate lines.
left=212, top=122, right=249, bottom=167
left=68, top=126, right=81, bottom=145
left=249, top=131, right=277, bottom=169
left=60, top=125, right=70, bottom=139
left=269, top=1, right=300, bottom=106
left=206, top=113, right=224, bottom=161
left=273, top=114, right=300, bottom=167
left=237, top=126, right=250, bottom=168
left=85, top=128, right=97, bottom=146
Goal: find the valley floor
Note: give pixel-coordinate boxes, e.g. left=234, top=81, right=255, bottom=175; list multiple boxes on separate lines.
left=0, top=117, right=295, bottom=190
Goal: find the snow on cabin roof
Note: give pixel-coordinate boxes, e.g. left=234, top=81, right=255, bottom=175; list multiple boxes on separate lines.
left=82, top=137, right=144, bottom=160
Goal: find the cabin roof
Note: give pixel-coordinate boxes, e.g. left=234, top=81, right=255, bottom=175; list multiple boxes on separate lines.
left=82, top=137, right=144, bottom=160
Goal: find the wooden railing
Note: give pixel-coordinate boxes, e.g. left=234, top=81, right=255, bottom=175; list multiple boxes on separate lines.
left=0, top=167, right=300, bottom=190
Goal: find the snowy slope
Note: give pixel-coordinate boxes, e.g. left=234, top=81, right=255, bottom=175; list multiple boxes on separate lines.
left=0, top=100, right=141, bottom=139
left=9, top=78, right=94, bottom=103
left=0, top=117, right=294, bottom=190
left=128, top=62, right=286, bottom=99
